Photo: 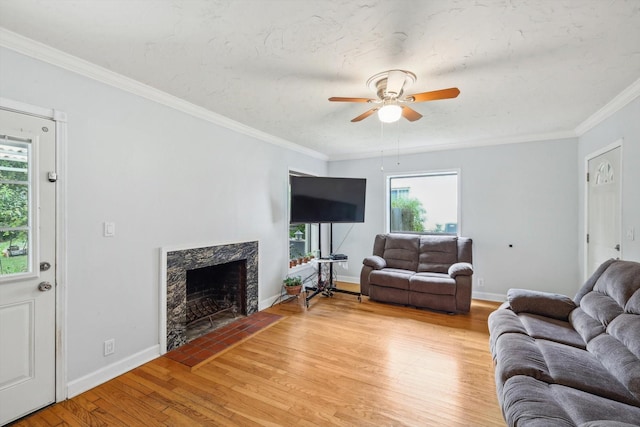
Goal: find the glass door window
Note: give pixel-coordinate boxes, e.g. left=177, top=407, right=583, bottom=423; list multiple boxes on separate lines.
left=0, top=137, right=32, bottom=277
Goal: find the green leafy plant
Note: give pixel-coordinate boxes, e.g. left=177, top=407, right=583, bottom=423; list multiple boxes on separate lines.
left=283, top=276, right=303, bottom=287
left=391, top=197, right=426, bottom=232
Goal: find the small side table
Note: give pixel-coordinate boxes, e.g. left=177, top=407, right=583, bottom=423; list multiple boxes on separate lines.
left=304, top=258, right=361, bottom=308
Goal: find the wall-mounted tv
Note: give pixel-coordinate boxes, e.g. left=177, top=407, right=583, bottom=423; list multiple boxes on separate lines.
left=290, top=176, right=366, bottom=224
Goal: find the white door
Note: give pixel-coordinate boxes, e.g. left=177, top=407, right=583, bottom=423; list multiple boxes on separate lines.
left=0, top=109, right=56, bottom=425
left=586, top=145, right=621, bottom=277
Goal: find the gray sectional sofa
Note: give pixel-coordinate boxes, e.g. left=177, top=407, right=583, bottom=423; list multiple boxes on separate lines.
left=360, top=233, right=473, bottom=313
left=489, top=259, right=640, bottom=426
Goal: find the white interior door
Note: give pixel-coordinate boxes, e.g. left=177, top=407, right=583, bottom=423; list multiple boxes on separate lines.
left=0, top=109, right=56, bottom=425
left=586, top=145, right=621, bottom=277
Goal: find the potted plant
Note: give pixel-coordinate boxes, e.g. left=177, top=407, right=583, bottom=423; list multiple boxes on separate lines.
left=283, top=276, right=303, bottom=295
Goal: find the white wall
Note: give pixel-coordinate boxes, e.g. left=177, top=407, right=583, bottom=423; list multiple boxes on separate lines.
left=329, top=138, right=580, bottom=300
left=0, top=47, right=326, bottom=388
left=577, top=96, right=640, bottom=278
left=3, top=39, right=634, bottom=397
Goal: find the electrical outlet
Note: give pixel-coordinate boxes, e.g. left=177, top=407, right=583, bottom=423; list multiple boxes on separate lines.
left=627, top=227, right=635, bottom=241
left=478, top=278, right=485, bottom=288
left=104, top=339, right=115, bottom=356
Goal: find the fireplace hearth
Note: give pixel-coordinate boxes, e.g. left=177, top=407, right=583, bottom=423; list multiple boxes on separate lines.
left=164, top=241, right=258, bottom=351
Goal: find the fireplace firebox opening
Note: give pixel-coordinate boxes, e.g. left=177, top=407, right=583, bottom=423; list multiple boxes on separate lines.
left=185, top=260, right=247, bottom=341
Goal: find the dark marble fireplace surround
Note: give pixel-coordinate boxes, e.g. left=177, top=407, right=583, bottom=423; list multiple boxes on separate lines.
left=166, top=241, right=258, bottom=351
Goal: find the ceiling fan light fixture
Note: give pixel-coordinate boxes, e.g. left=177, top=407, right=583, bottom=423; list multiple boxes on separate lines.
left=378, top=104, right=402, bottom=123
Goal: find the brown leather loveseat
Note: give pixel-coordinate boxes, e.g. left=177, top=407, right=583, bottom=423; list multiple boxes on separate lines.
left=360, top=233, right=474, bottom=313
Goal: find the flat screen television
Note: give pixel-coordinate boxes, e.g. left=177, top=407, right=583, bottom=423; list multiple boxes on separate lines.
left=290, top=176, right=366, bottom=224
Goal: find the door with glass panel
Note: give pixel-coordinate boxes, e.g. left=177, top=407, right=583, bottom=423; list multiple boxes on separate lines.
left=0, top=109, right=56, bottom=424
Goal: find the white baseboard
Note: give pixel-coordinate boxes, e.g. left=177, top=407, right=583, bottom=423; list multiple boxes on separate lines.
left=259, top=293, right=289, bottom=310
left=66, top=345, right=160, bottom=398
left=472, top=291, right=506, bottom=302
left=337, top=275, right=359, bottom=284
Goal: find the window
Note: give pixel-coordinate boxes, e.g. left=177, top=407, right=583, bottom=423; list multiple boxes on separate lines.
left=289, top=172, right=319, bottom=264
left=387, top=171, right=459, bottom=234
left=390, top=187, right=409, bottom=202
left=0, top=138, right=31, bottom=277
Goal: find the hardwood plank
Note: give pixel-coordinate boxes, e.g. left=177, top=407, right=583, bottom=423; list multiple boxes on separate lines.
left=14, top=298, right=504, bottom=426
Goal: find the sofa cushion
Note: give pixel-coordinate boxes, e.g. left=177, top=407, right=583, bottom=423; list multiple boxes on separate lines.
left=553, top=383, right=640, bottom=426
left=574, top=258, right=618, bottom=305
left=501, top=376, right=575, bottom=427
left=626, top=290, right=640, bottom=314
left=493, top=333, right=553, bottom=385
left=417, top=235, right=457, bottom=273
left=607, top=314, right=640, bottom=359
left=537, top=339, right=639, bottom=406
left=409, top=273, right=455, bottom=295
left=381, top=234, right=419, bottom=271
left=594, top=261, right=640, bottom=309
left=369, top=268, right=413, bottom=290
left=580, top=292, right=625, bottom=327
left=508, top=288, right=577, bottom=321
left=570, top=308, right=607, bottom=344
left=588, top=332, right=640, bottom=403
left=488, top=309, right=529, bottom=356
left=518, top=313, right=586, bottom=349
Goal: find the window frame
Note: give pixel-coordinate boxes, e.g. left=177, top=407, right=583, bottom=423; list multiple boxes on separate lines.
left=288, top=170, right=320, bottom=265
left=385, top=169, right=461, bottom=236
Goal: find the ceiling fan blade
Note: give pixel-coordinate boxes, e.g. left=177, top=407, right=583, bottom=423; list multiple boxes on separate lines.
left=386, top=70, right=406, bottom=97
left=401, top=106, right=423, bottom=122
left=329, top=97, right=373, bottom=103
left=351, top=108, right=378, bottom=122
left=408, top=87, right=460, bottom=102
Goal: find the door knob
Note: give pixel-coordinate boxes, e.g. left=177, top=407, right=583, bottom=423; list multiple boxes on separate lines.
left=614, top=244, right=621, bottom=251
left=38, top=281, right=52, bottom=292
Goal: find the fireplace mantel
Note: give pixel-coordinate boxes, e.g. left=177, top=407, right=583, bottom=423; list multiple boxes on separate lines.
left=160, top=241, right=258, bottom=352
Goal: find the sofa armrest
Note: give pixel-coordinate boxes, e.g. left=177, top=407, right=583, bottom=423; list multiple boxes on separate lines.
left=363, top=255, right=386, bottom=270
left=448, top=262, right=473, bottom=278
left=507, top=288, right=576, bottom=321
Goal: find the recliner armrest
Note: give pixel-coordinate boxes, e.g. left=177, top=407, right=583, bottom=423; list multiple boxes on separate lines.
left=363, top=255, right=386, bottom=270
left=507, top=288, right=576, bottom=321
left=448, top=262, right=473, bottom=278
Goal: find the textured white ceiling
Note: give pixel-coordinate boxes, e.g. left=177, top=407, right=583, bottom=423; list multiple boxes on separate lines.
left=1, top=0, right=639, bottom=159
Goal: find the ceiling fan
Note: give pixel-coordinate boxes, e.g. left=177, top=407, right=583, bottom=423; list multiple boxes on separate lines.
left=329, top=69, right=460, bottom=123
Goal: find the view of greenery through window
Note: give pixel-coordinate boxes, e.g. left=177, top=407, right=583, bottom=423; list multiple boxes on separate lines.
left=0, top=141, right=30, bottom=276
left=289, top=172, right=319, bottom=263
left=389, top=172, right=458, bottom=234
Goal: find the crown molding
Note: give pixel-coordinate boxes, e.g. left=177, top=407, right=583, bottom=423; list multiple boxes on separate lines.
left=575, top=76, right=640, bottom=136
left=0, top=28, right=328, bottom=161
left=327, top=130, right=578, bottom=161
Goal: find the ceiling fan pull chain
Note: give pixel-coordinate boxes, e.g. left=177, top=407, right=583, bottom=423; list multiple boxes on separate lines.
left=380, top=121, right=385, bottom=171
left=396, top=120, right=401, bottom=166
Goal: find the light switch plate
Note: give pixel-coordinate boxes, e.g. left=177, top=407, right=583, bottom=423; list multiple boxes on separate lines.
left=104, top=222, right=115, bottom=237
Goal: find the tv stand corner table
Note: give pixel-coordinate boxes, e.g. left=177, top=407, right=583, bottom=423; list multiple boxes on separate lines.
left=304, top=257, right=362, bottom=308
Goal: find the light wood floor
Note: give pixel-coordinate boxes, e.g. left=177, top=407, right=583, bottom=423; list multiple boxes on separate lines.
left=15, top=289, right=504, bottom=426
